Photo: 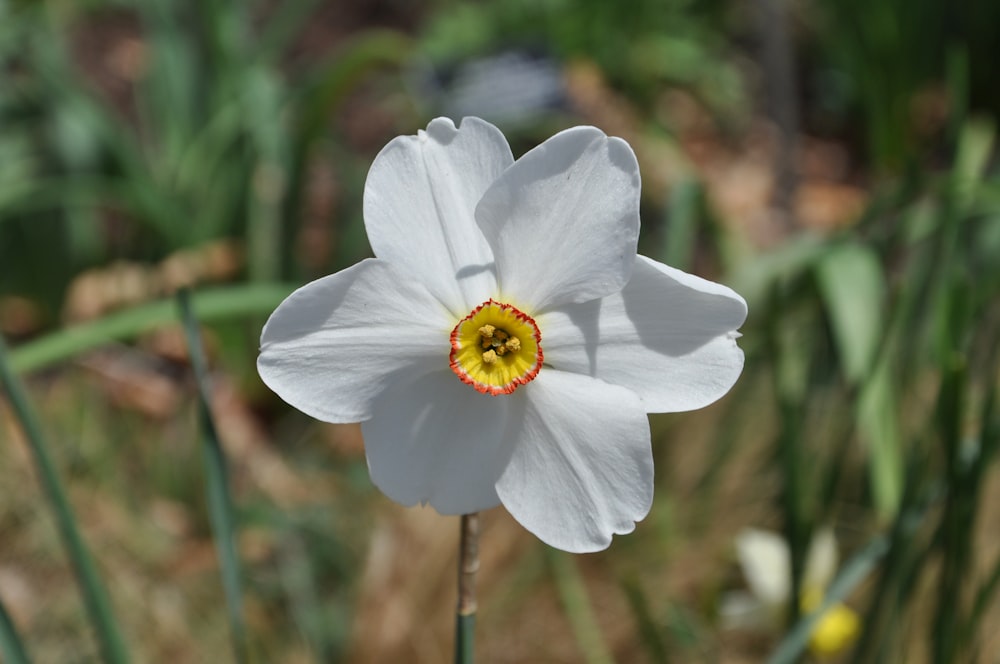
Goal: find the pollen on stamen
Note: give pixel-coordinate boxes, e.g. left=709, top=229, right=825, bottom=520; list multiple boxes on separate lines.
left=449, top=299, right=543, bottom=396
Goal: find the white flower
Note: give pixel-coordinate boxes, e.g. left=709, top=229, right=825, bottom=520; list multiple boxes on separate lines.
left=723, top=528, right=860, bottom=656
left=257, top=117, right=746, bottom=553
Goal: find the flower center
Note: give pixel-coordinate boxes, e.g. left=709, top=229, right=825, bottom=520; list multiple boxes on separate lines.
left=449, top=300, right=543, bottom=395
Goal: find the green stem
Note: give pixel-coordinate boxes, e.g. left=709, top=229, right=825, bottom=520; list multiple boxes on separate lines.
left=0, top=595, right=31, bottom=664
left=455, top=513, right=479, bottom=664
left=0, top=336, right=130, bottom=663
left=177, top=290, right=248, bottom=664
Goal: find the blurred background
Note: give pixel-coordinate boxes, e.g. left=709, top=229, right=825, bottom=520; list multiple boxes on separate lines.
left=2, top=0, right=1000, bottom=662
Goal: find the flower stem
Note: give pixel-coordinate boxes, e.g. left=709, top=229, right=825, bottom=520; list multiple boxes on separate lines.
left=455, top=512, right=479, bottom=664
left=0, top=336, right=130, bottom=663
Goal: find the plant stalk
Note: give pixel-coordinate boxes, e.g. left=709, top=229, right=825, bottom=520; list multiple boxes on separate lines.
left=0, top=336, right=129, bottom=663
left=455, top=512, right=479, bottom=664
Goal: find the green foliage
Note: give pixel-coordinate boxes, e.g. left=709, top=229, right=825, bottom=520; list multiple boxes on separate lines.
left=9, top=283, right=294, bottom=373
left=3, top=0, right=1000, bottom=661
left=421, top=0, right=745, bottom=118
left=178, top=289, right=248, bottom=663
left=0, top=597, right=31, bottom=664
left=707, top=115, right=1000, bottom=661
left=808, top=0, right=1000, bottom=169
left=0, top=336, right=130, bottom=663
left=0, top=0, right=409, bottom=313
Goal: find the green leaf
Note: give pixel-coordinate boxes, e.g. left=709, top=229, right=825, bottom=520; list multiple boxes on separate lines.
left=730, top=234, right=827, bottom=311
left=660, top=179, right=701, bottom=272
left=0, top=597, right=31, bottom=664
left=953, top=117, right=995, bottom=204
left=621, top=576, right=669, bottom=661
left=814, top=242, right=886, bottom=384
left=0, top=337, right=130, bottom=663
left=857, top=358, right=904, bottom=520
left=10, top=283, right=294, bottom=373
left=177, top=289, right=249, bottom=664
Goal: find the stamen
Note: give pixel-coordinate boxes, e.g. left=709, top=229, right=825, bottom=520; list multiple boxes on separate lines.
left=449, top=299, right=543, bottom=395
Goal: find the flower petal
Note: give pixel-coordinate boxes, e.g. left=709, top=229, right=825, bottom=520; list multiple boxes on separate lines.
left=258, top=259, right=450, bottom=422
left=362, top=369, right=524, bottom=514
left=496, top=370, right=653, bottom=553
left=364, top=117, right=513, bottom=316
left=538, top=255, right=747, bottom=413
left=804, top=528, right=838, bottom=591
left=735, top=529, right=790, bottom=607
left=476, top=126, right=641, bottom=311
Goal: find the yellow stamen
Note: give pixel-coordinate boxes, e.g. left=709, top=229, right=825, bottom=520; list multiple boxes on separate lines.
left=450, top=300, right=543, bottom=396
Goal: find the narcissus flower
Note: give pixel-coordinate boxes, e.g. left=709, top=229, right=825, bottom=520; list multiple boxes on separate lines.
left=722, top=528, right=861, bottom=657
left=258, top=117, right=746, bottom=553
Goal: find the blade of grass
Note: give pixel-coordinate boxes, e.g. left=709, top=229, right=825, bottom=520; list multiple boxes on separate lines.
left=0, top=596, right=31, bottom=664
left=660, top=178, right=701, bottom=272
left=296, top=31, right=411, bottom=147
left=0, top=336, right=130, bottom=663
left=850, top=455, right=942, bottom=663
left=766, top=290, right=809, bottom=636
left=545, top=548, right=613, bottom=664
left=621, top=575, right=669, bottom=662
left=769, top=535, right=890, bottom=664
left=10, top=283, right=294, bottom=374
left=280, top=31, right=411, bottom=272
left=176, top=289, right=248, bottom=664
left=814, top=242, right=886, bottom=385
left=857, top=356, right=904, bottom=521
left=964, top=549, right=1000, bottom=649
left=244, top=67, right=289, bottom=283
left=256, top=0, right=324, bottom=63
left=932, top=353, right=970, bottom=664
left=936, top=280, right=1000, bottom=659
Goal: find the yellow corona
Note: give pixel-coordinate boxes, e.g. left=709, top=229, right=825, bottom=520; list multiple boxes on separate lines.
left=450, top=300, right=543, bottom=395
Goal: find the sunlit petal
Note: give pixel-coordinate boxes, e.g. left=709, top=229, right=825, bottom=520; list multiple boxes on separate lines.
left=540, top=255, right=746, bottom=412
left=476, top=126, right=641, bottom=311
left=496, top=370, right=653, bottom=553
left=365, top=117, right=513, bottom=315
left=258, top=259, right=450, bottom=422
